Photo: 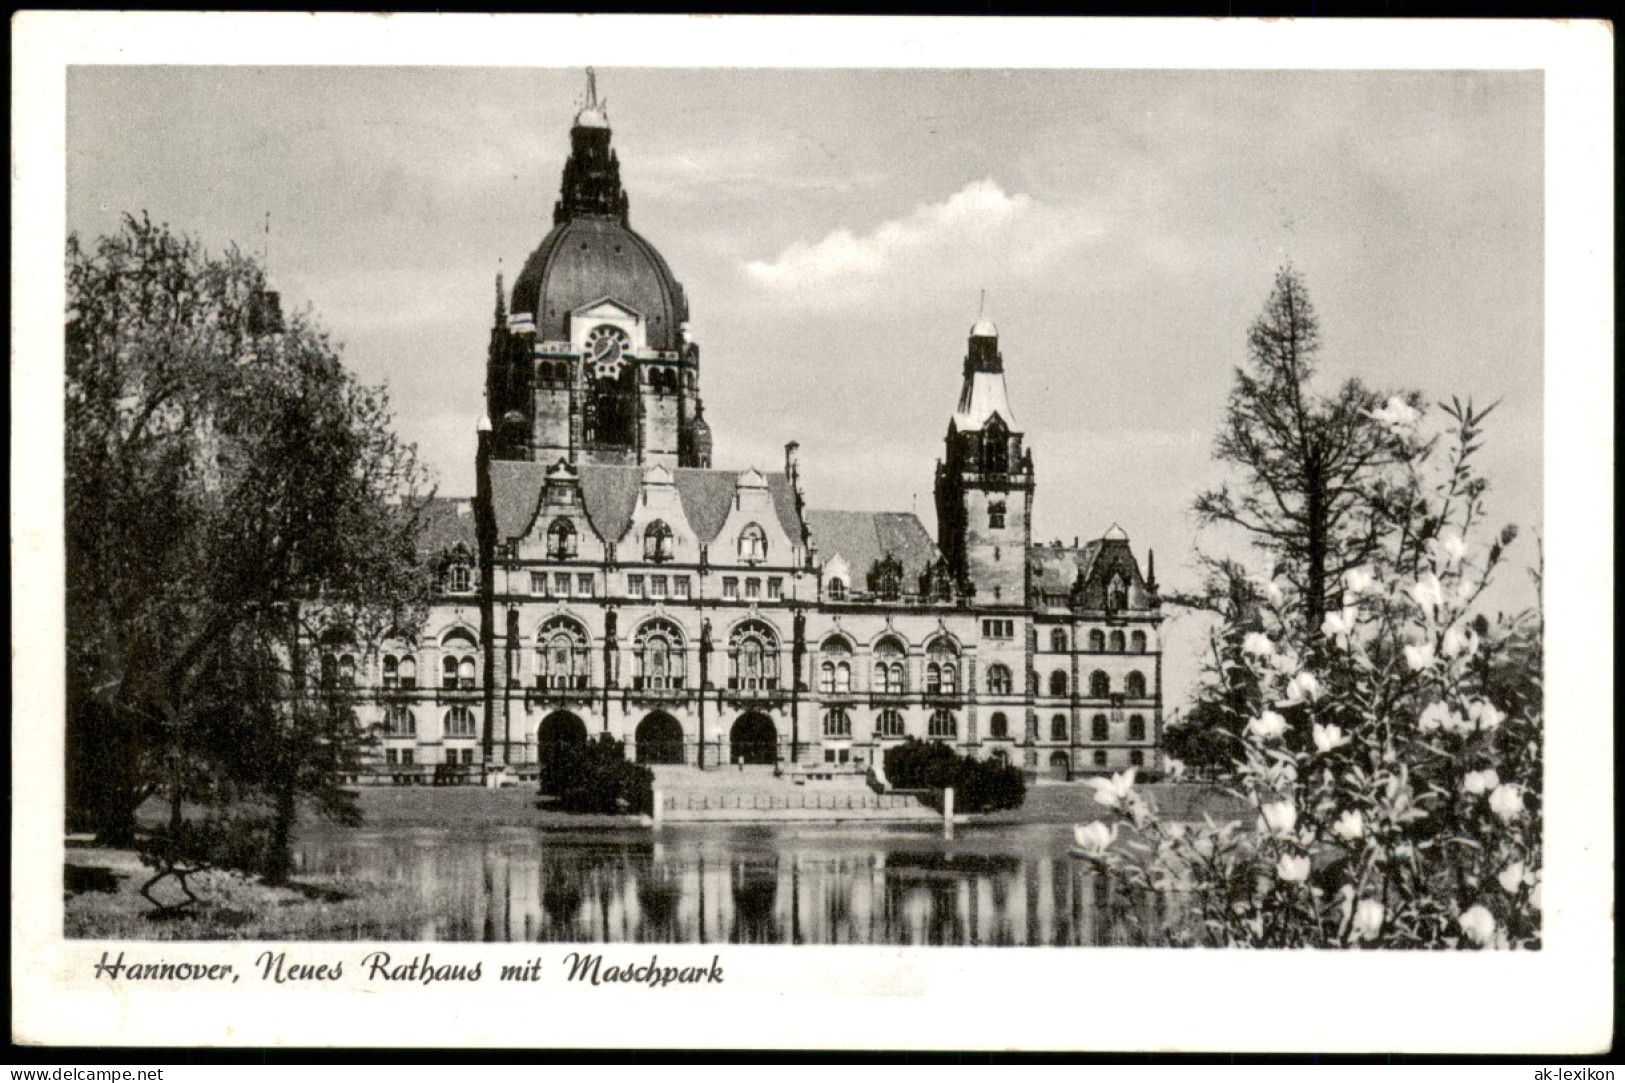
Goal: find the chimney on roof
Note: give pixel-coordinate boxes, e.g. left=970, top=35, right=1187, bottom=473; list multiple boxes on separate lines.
left=1074, top=536, right=1079, bottom=548
left=784, top=440, right=800, bottom=482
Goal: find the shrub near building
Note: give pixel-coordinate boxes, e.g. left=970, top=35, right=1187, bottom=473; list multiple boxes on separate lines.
left=883, top=738, right=1026, bottom=814
left=540, top=734, right=654, bottom=816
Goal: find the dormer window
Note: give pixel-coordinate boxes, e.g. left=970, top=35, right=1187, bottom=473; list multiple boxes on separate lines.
left=644, top=520, right=674, bottom=563
left=1108, top=573, right=1128, bottom=611
left=827, top=577, right=847, bottom=601
left=444, top=563, right=473, bottom=594
left=547, top=518, right=578, bottom=560
left=738, top=523, right=767, bottom=563
left=989, top=501, right=1006, bottom=529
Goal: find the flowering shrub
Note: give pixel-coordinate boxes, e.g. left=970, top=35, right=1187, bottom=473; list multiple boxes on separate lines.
left=1077, top=400, right=1542, bottom=948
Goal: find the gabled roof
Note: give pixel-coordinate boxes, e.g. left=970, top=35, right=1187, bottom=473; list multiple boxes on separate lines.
left=1028, top=540, right=1104, bottom=597
left=485, top=459, right=804, bottom=546
left=416, top=496, right=478, bottom=556
left=806, top=510, right=940, bottom=583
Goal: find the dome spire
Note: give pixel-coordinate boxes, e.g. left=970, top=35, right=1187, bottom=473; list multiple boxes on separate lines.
left=555, top=68, right=628, bottom=225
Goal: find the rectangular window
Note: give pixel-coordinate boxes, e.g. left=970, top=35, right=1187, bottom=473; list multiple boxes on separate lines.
left=577, top=574, right=594, bottom=597
left=531, top=572, right=547, bottom=595
left=745, top=578, right=761, bottom=599
left=400, top=749, right=414, bottom=766
left=628, top=575, right=645, bottom=599
left=385, top=749, right=398, bottom=766
left=651, top=575, right=668, bottom=597
left=554, top=572, right=571, bottom=596
left=461, top=748, right=475, bottom=765
left=723, top=577, right=739, bottom=599
left=674, top=577, right=691, bottom=599
left=767, top=577, right=783, bottom=600
left=981, top=618, right=1015, bottom=639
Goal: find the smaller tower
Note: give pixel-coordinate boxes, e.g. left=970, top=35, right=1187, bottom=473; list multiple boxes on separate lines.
left=934, top=312, right=1035, bottom=605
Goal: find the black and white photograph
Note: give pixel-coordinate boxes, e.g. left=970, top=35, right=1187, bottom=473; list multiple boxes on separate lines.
left=12, top=14, right=1613, bottom=1053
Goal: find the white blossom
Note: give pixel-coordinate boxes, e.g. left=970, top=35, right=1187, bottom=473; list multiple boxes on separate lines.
left=1246, top=710, right=1289, bottom=742
left=1498, top=861, right=1527, bottom=894
left=1418, top=702, right=1458, bottom=733
left=1277, top=853, right=1311, bottom=883
left=1087, top=768, right=1137, bottom=810
left=1259, top=801, right=1297, bottom=838
left=1489, top=784, right=1525, bottom=823
left=1312, top=723, right=1350, bottom=753
left=1350, top=899, right=1384, bottom=942
left=1242, top=632, right=1275, bottom=658
left=1411, top=572, right=1445, bottom=612
left=1322, top=606, right=1358, bottom=640
left=1468, top=699, right=1505, bottom=732
left=1462, top=769, right=1500, bottom=796
left=1332, top=809, right=1365, bottom=842
left=1344, top=566, right=1375, bottom=595
left=1284, top=671, right=1322, bottom=704
left=1073, top=821, right=1117, bottom=855
left=1404, top=641, right=1437, bottom=671
left=1370, top=396, right=1420, bottom=431
left=1458, top=905, right=1497, bottom=946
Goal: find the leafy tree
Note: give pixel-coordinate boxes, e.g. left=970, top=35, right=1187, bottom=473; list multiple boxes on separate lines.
left=882, top=738, right=1025, bottom=813
left=1194, top=266, right=1420, bottom=643
left=65, top=214, right=430, bottom=885
left=540, top=734, right=654, bottom=815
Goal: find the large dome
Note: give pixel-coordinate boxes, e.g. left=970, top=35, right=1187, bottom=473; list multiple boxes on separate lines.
left=510, top=216, right=688, bottom=350
left=509, top=98, right=689, bottom=351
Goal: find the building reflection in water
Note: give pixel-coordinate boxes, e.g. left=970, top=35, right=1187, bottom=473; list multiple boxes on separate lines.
left=295, top=824, right=1151, bottom=946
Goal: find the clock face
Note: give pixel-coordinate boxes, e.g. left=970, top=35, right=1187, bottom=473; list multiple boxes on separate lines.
left=586, top=324, right=630, bottom=380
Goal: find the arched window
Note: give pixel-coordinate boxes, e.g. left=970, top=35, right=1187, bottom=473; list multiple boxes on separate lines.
left=548, top=518, right=578, bottom=559
left=823, top=709, right=852, bottom=738
left=872, top=638, right=906, bottom=694
left=1051, top=714, right=1069, bottom=741
left=982, top=429, right=1009, bottom=474
left=1089, top=671, right=1110, bottom=698
left=737, top=523, right=768, bottom=563
left=444, top=563, right=473, bottom=593
left=986, top=664, right=1013, bottom=696
left=1131, top=630, right=1148, bottom=653
left=875, top=708, right=905, bottom=738
left=1049, top=670, right=1068, bottom=697
left=1125, top=671, right=1148, bottom=699
left=1110, top=630, right=1126, bottom=653
left=1088, top=629, right=1106, bottom=652
left=382, top=652, right=417, bottom=690
left=989, top=712, right=1009, bottom=739
left=1108, top=573, right=1128, bottom=611
left=819, top=638, right=852, bottom=694
left=643, top=520, right=674, bottom=562
left=1050, top=629, right=1067, bottom=653
left=440, top=629, right=478, bottom=691
left=383, top=706, right=415, bottom=737
left=988, top=501, right=1006, bottom=529
left=1091, top=714, right=1109, bottom=741
left=1128, top=714, right=1146, bottom=741
left=925, top=639, right=958, bottom=695
left=826, top=577, right=847, bottom=601
left=928, top=709, right=957, bottom=739
left=536, top=616, right=590, bottom=689
left=444, top=705, right=477, bottom=739
left=729, top=620, right=779, bottom=690
left=634, top=618, right=685, bottom=690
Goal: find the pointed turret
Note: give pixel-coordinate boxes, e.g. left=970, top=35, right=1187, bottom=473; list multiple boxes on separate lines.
left=554, top=67, right=630, bottom=225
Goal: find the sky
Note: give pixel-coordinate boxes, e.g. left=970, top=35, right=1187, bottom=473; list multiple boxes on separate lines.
left=65, top=65, right=1545, bottom=703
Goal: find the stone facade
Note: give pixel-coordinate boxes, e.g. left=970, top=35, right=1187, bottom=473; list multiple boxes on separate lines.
left=339, top=78, right=1165, bottom=780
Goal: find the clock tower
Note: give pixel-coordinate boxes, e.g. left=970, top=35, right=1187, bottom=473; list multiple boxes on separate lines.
left=934, top=316, right=1035, bottom=606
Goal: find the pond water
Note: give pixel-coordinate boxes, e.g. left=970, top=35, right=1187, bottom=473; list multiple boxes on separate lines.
left=293, top=822, right=1157, bottom=946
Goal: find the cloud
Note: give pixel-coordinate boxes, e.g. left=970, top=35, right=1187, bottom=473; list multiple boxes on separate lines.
left=740, top=179, right=1103, bottom=309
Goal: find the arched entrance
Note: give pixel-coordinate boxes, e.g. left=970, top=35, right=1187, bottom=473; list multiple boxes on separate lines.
left=1048, top=750, right=1072, bottom=781
left=729, top=712, right=778, bottom=765
left=635, top=712, right=686, bottom=765
left=537, top=711, right=588, bottom=795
